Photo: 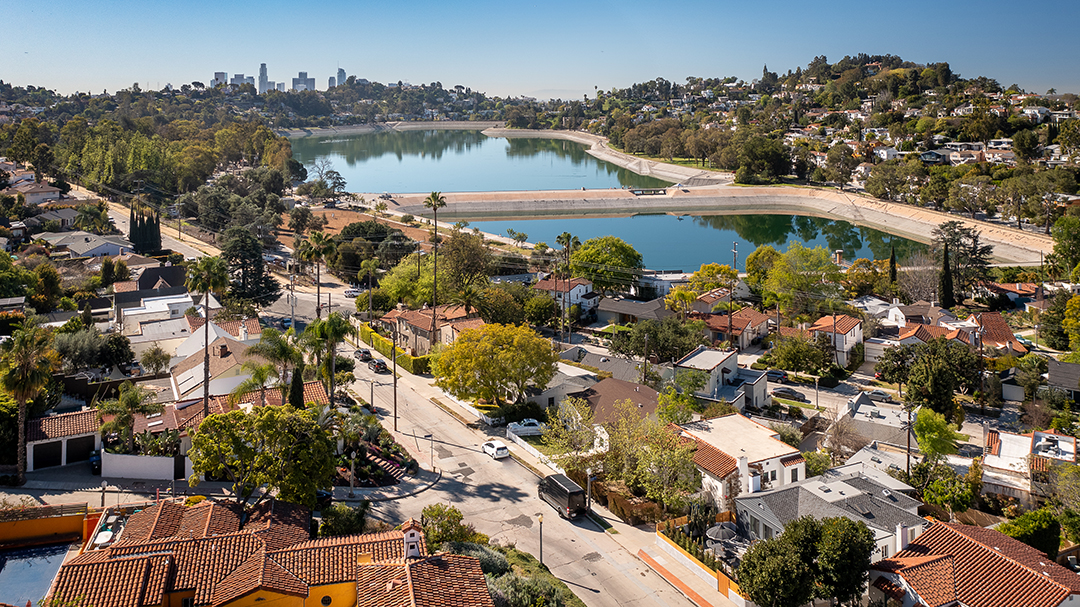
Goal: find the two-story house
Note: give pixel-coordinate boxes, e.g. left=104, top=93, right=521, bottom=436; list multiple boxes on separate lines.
left=674, top=345, right=767, bottom=410
left=531, top=276, right=599, bottom=313
left=809, top=314, right=863, bottom=367
left=677, top=413, right=806, bottom=511
left=694, top=307, right=771, bottom=350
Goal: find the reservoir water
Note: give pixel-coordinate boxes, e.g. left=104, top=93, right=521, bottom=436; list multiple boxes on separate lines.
left=292, top=129, right=923, bottom=269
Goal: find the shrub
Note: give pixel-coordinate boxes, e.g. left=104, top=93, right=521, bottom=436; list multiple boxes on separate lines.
left=999, top=507, right=1061, bottom=558
left=444, top=542, right=511, bottom=575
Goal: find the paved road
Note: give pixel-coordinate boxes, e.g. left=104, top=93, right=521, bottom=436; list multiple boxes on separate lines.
left=105, top=203, right=210, bottom=260
left=347, top=349, right=696, bottom=607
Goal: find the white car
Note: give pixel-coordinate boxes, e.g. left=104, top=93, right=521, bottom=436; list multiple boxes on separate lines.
left=482, top=440, right=510, bottom=460
left=343, top=288, right=361, bottom=298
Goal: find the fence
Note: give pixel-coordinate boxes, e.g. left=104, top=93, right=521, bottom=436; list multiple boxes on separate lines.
left=654, top=512, right=751, bottom=607
left=0, top=503, right=88, bottom=548
left=101, top=451, right=188, bottom=480
left=504, top=427, right=564, bottom=475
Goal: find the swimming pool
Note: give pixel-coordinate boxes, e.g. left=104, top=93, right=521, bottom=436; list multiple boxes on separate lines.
left=0, top=543, right=71, bottom=604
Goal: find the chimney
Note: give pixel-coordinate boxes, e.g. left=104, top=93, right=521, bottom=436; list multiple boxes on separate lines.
left=218, top=344, right=228, bottom=358
left=239, top=322, right=248, bottom=341
left=896, top=522, right=908, bottom=553
left=738, top=456, right=750, bottom=494
left=401, top=518, right=423, bottom=558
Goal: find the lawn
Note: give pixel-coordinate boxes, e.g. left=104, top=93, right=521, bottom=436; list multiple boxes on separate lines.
left=520, top=435, right=558, bottom=456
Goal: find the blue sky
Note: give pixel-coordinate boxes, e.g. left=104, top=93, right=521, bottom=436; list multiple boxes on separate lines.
left=4, top=0, right=1078, bottom=99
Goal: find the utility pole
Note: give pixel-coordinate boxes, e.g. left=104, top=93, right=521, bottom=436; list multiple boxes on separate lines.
left=289, top=275, right=296, bottom=330
left=729, top=242, right=737, bottom=349
left=641, top=333, right=649, bottom=384
left=393, top=326, right=399, bottom=432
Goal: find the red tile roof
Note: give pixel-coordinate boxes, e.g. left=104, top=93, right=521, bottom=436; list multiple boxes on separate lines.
left=776, top=326, right=810, bottom=340
left=872, top=576, right=905, bottom=601
left=986, top=430, right=1001, bottom=456
left=692, top=440, right=738, bottom=479
left=809, top=314, right=862, bottom=335
left=897, top=324, right=971, bottom=346
left=211, top=548, right=308, bottom=606
left=112, top=280, right=138, bottom=293
left=696, top=287, right=731, bottom=305
left=187, top=316, right=263, bottom=340
left=532, top=276, right=591, bottom=293
left=26, top=409, right=99, bottom=442
left=781, top=454, right=805, bottom=467
left=969, top=312, right=1027, bottom=355
left=872, top=521, right=1080, bottom=607
left=355, top=554, right=495, bottom=607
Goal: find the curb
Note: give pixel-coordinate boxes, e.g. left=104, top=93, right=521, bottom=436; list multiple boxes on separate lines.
left=337, top=468, right=443, bottom=503
left=637, top=548, right=717, bottom=607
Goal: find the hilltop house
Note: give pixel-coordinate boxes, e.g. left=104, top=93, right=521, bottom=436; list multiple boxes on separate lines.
left=48, top=501, right=495, bottom=607
left=677, top=413, right=806, bottom=510
left=674, top=346, right=767, bottom=410
left=869, top=522, right=1080, bottom=607
left=809, top=314, right=863, bottom=367
left=378, top=304, right=480, bottom=356
left=531, top=276, right=599, bottom=312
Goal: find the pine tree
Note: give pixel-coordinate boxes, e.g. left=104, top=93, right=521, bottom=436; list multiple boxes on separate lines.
left=939, top=243, right=956, bottom=308
left=289, top=362, right=306, bottom=408
left=889, top=246, right=897, bottom=283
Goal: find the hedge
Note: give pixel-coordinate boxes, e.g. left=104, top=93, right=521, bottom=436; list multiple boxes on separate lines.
left=359, top=323, right=432, bottom=375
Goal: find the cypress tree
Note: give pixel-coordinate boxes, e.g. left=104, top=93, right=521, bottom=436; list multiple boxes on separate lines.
left=132, top=213, right=143, bottom=253
left=152, top=213, right=162, bottom=251
left=939, top=243, right=955, bottom=308
left=889, top=246, right=897, bottom=283
left=81, top=303, right=93, bottom=328
left=289, top=362, right=306, bottom=408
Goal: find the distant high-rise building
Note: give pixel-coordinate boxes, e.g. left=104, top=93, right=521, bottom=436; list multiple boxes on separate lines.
left=213, top=72, right=227, bottom=87
left=258, top=63, right=269, bottom=94
left=328, top=77, right=336, bottom=89
left=276, top=82, right=285, bottom=92
left=337, top=68, right=346, bottom=87
left=291, top=71, right=316, bottom=92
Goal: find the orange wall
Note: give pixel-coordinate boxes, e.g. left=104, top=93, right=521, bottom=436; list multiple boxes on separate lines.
left=303, top=582, right=356, bottom=607
left=0, top=514, right=84, bottom=546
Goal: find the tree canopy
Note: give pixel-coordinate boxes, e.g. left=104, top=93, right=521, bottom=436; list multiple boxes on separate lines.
left=569, top=236, right=643, bottom=294
left=435, top=323, right=558, bottom=405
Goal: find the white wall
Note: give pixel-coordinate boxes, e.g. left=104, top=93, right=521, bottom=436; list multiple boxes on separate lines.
left=102, top=450, right=177, bottom=480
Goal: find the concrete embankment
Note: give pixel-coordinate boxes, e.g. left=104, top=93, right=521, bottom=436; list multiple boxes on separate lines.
left=391, top=185, right=1051, bottom=264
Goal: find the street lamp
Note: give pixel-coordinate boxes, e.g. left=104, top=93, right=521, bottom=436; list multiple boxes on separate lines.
left=348, top=450, right=356, bottom=498
left=101, top=480, right=108, bottom=508
left=538, top=513, right=544, bottom=566
left=424, top=434, right=434, bottom=471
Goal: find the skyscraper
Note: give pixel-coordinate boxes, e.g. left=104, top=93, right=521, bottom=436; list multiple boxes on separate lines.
left=258, top=63, right=269, bottom=94
left=337, top=68, right=347, bottom=88
left=291, top=71, right=316, bottom=91
left=328, top=77, right=336, bottom=89
left=213, top=72, right=227, bottom=87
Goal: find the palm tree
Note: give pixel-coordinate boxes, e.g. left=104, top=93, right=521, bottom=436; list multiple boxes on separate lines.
left=304, top=312, right=358, bottom=409
left=247, top=328, right=302, bottom=401
left=0, top=320, right=57, bottom=484
left=75, top=202, right=110, bottom=234
left=228, top=361, right=280, bottom=410
left=303, top=231, right=337, bottom=319
left=423, top=192, right=447, bottom=336
left=449, top=283, right=485, bottom=318
left=96, top=381, right=163, bottom=454
left=358, top=258, right=379, bottom=315
left=555, top=232, right=580, bottom=344
left=186, top=256, right=229, bottom=419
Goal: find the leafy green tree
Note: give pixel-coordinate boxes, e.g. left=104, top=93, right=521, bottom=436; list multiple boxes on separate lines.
left=921, top=464, right=975, bottom=519
left=745, top=245, right=781, bottom=291
left=289, top=361, right=306, bottom=408
left=541, top=396, right=598, bottom=476
left=738, top=534, right=816, bottom=607
left=914, top=409, right=962, bottom=462
left=635, top=420, right=700, bottom=512
left=1051, top=215, right=1080, bottom=278
left=999, top=508, right=1061, bottom=558
left=569, top=236, right=644, bottom=294
left=772, top=335, right=824, bottom=377
left=436, top=323, right=558, bottom=405
left=825, top=144, right=859, bottom=190
left=946, top=175, right=995, bottom=219
left=299, top=230, right=337, bottom=319
left=905, top=337, right=978, bottom=420
left=319, top=501, right=372, bottom=537
left=440, top=229, right=492, bottom=290
left=802, top=450, right=830, bottom=477
left=421, top=503, right=486, bottom=547
left=247, top=328, right=303, bottom=401
left=764, top=242, right=842, bottom=316
left=228, top=361, right=280, bottom=409
left=221, top=227, right=280, bottom=307
left=96, top=381, right=163, bottom=454
left=288, top=205, right=313, bottom=236
left=479, top=286, right=525, bottom=325
left=524, top=295, right=559, bottom=327
left=609, top=316, right=707, bottom=363
left=140, top=344, right=171, bottom=376
left=303, top=312, right=358, bottom=408
left=932, top=221, right=992, bottom=304
left=815, top=517, right=876, bottom=606
left=188, top=405, right=335, bottom=509
left=186, top=256, right=230, bottom=419
left=939, top=242, right=955, bottom=309
left=100, top=333, right=134, bottom=368
left=53, top=330, right=103, bottom=372
left=358, top=258, right=379, bottom=314
left=874, top=343, right=915, bottom=397
left=0, top=320, right=57, bottom=483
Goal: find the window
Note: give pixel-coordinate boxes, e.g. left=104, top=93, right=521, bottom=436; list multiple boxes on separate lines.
left=881, top=545, right=889, bottom=558
left=548, top=397, right=555, bottom=407
left=770, top=470, right=776, bottom=482
left=182, top=599, right=195, bottom=607
left=791, top=468, right=799, bottom=483
left=321, top=597, right=332, bottom=606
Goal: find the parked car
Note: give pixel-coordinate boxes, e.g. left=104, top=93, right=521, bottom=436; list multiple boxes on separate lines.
left=1016, top=335, right=1035, bottom=348
left=344, top=288, right=361, bottom=298
left=538, top=474, right=586, bottom=519
left=508, top=418, right=547, bottom=436
left=89, top=450, right=101, bottom=475
left=315, top=489, right=333, bottom=511
left=866, top=389, right=893, bottom=403
left=766, top=369, right=788, bottom=382
left=354, top=349, right=372, bottom=361
left=368, top=359, right=389, bottom=374
left=770, top=387, right=807, bottom=402
left=482, top=440, right=510, bottom=459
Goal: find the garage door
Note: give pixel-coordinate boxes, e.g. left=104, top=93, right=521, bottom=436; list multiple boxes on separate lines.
left=66, top=436, right=95, bottom=464
left=33, top=441, right=62, bottom=470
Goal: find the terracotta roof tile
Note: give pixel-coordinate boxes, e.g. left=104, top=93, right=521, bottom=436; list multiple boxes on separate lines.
left=897, top=324, right=971, bottom=345
left=532, top=277, right=591, bottom=293
left=969, top=312, right=1027, bottom=355
left=26, top=409, right=99, bottom=442
left=781, top=454, right=805, bottom=467
left=692, top=440, right=738, bottom=479
left=356, top=554, right=495, bottom=607
left=872, top=521, right=1080, bottom=607
left=187, top=316, right=262, bottom=340
left=696, top=287, right=731, bottom=305
left=872, top=576, right=905, bottom=600
left=776, top=326, right=810, bottom=340
left=271, top=531, right=417, bottom=586
left=809, top=314, right=862, bottom=335
left=986, top=430, right=1001, bottom=456
left=211, top=548, right=308, bottom=606
left=112, top=280, right=138, bottom=293
left=50, top=555, right=172, bottom=607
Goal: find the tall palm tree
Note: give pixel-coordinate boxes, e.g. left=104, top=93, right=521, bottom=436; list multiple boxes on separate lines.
left=449, top=283, right=485, bottom=318
left=358, top=258, right=379, bottom=315
left=96, top=381, right=163, bottom=455
left=0, top=320, right=57, bottom=484
left=227, top=361, right=280, bottom=410
left=555, top=232, right=580, bottom=344
left=304, top=312, right=358, bottom=409
left=423, top=192, right=447, bottom=337
left=186, top=256, right=229, bottom=419
left=247, top=328, right=302, bottom=402
left=305, top=230, right=337, bottom=319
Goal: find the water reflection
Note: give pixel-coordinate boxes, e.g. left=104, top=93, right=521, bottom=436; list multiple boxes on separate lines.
left=292, top=129, right=491, bottom=165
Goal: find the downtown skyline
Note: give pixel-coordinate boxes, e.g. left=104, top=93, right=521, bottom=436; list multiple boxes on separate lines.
left=3, top=0, right=1080, bottom=100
